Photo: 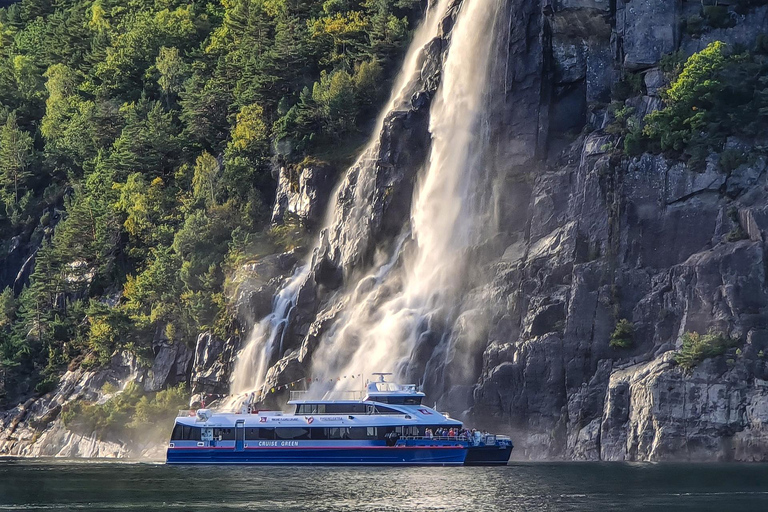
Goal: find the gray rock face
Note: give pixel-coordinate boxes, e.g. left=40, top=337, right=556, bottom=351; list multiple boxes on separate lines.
left=190, top=332, right=240, bottom=401
left=252, top=0, right=768, bottom=464
left=271, top=163, right=334, bottom=228
left=620, top=0, right=681, bottom=69
left=473, top=125, right=768, bottom=460
left=0, top=351, right=144, bottom=457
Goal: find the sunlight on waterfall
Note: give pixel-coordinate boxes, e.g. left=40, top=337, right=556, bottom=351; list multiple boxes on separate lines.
left=308, top=0, right=504, bottom=398
left=225, top=0, right=456, bottom=406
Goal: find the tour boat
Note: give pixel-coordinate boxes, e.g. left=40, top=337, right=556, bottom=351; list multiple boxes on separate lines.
left=166, top=374, right=513, bottom=465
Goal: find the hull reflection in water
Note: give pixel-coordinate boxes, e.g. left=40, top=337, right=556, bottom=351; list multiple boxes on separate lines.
left=167, top=376, right=512, bottom=466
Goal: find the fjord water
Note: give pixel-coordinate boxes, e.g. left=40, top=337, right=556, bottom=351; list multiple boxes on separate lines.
left=2, top=461, right=768, bottom=511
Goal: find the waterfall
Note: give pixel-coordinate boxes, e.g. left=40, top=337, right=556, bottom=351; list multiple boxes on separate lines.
left=226, top=0, right=455, bottom=405
left=308, top=0, right=503, bottom=398
left=229, top=0, right=506, bottom=407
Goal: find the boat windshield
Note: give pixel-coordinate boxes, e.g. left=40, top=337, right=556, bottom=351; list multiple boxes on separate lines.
left=370, top=382, right=417, bottom=393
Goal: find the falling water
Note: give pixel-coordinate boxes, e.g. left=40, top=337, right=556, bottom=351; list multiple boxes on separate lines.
left=226, top=0, right=455, bottom=405
left=306, top=0, right=504, bottom=397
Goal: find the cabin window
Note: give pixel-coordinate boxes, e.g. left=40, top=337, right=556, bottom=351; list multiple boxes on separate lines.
left=308, top=427, right=377, bottom=440
left=245, top=428, right=275, bottom=440
left=295, top=403, right=327, bottom=414
left=367, top=404, right=401, bottom=415
left=296, top=403, right=369, bottom=414
left=326, top=427, right=348, bottom=440
left=275, top=427, right=310, bottom=440
left=213, top=428, right=235, bottom=440
left=309, top=428, right=327, bottom=440
left=403, top=426, right=419, bottom=436
left=373, top=396, right=422, bottom=405
left=171, top=425, right=201, bottom=441
left=347, top=427, right=377, bottom=440
left=325, top=403, right=367, bottom=414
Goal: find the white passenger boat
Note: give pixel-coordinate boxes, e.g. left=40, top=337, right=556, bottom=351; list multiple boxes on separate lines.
left=166, top=374, right=513, bottom=465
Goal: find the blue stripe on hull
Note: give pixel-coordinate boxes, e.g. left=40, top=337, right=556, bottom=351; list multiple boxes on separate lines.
left=166, top=447, right=467, bottom=466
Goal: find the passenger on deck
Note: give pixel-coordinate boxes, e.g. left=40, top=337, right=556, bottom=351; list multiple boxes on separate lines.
left=425, top=428, right=433, bottom=439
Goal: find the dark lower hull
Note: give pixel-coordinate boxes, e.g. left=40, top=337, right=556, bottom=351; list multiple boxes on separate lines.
left=464, top=444, right=513, bottom=465
left=167, top=446, right=467, bottom=466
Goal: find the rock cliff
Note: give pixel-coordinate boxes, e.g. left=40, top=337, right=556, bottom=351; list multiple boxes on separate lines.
left=262, top=0, right=768, bottom=462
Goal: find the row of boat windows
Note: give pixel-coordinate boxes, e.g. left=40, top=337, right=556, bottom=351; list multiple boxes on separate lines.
left=294, top=403, right=406, bottom=415
left=171, top=425, right=450, bottom=441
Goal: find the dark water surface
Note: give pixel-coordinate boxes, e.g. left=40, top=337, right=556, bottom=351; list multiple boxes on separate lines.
left=1, top=459, right=767, bottom=511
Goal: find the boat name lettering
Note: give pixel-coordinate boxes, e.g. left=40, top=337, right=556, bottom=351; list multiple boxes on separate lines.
left=257, top=441, right=300, bottom=447
left=317, top=416, right=345, bottom=421
left=268, top=417, right=301, bottom=422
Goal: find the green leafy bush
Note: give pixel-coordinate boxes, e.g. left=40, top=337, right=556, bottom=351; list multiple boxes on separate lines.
left=644, top=41, right=768, bottom=162
left=674, top=330, right=738, bottom=370
left=610, top=319, right=634, bottom=349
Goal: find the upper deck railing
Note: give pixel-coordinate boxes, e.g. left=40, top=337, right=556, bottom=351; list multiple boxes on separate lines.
left=400, top=434, right=510, bottom=445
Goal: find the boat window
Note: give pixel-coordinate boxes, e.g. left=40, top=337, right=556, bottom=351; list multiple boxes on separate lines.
left=373, top=396, right=422, bottom=405
left=348, top=427, right=377, bottom=440
left=275, top=427, right=310, bottom=440
left=325, top=403, right=367, bottom=414
left=172, top=425, right=200, bottom=441
left=245, top=428, right=275, bottom=440
left=367, top=404, right=401, bottom=415
left=403, top=426, right=419, bottom=436
left=211, top=428, right=234, bottom=440
left=296, top=403, right=368, bottom=414
left=295, top=404, right=327, bottom=414
left=309, top=428, right=327, bottom=440
left=308, top=427, right=378, bottom=440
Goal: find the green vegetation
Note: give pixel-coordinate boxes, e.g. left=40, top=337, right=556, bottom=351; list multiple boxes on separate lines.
left=615, top=41, right=768, bottom=168
left=674, top=330, right=739, bottom=371
left=609, top=318, right=634, bottom=349
left=0, top=0, right=420, bottom=405
left=61, top=382, right=188, bottom=443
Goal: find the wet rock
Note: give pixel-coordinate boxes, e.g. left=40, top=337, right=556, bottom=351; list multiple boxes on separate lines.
left=271, top=163, right=334, bottom=228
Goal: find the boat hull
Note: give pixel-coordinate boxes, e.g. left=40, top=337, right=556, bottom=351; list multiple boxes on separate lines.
left=166, top=445, right=467, bottom=465
left=464, top=444, right=513, bottom=465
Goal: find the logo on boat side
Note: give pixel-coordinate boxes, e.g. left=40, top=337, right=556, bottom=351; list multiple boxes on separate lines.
left=259, top=417, right=267, bottom=423
left=258, top=441, right=300, bottom=447
left=305, top=416, right=314, bottom=424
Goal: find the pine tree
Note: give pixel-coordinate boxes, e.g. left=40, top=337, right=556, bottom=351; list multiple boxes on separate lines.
left=0, top=112, right=33, bottom=209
